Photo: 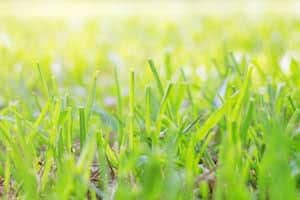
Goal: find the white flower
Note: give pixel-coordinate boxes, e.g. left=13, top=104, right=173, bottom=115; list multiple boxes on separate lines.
left=51, top=61, right=62, bottom=77
left=279, top=51, right=300, bottom=75
left=0, top=33, right=11, bottom=48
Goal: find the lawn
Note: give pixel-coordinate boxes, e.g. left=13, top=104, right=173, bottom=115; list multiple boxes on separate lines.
left=0, top=1, right=299, bottom=199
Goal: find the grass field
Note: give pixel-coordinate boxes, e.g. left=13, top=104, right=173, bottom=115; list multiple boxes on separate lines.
left=0, top=1, right=300, bottom=199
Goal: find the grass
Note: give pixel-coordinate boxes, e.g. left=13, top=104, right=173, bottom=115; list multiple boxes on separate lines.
left=0, top=4, right=300, bottom=199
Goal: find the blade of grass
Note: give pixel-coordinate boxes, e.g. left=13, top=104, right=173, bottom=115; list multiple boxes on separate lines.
left=79, top=107, right=87, bottom=150
left=148, top=59, right=164, bottom=96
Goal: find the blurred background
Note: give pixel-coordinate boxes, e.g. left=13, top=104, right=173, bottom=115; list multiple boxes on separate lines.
left=0, top=0, right=300, bottom=108
left=1, top=1, right=300, bottom=18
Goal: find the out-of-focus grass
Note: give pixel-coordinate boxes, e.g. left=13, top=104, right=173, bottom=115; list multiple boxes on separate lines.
left=0, top=2, right=300, bottom=199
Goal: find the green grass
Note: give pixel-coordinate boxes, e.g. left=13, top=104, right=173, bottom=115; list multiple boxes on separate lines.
left=0, top=7, right=300, bottom=200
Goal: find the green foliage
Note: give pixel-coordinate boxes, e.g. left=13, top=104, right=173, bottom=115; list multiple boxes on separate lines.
left=0, top=9, right=299, bottom=200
